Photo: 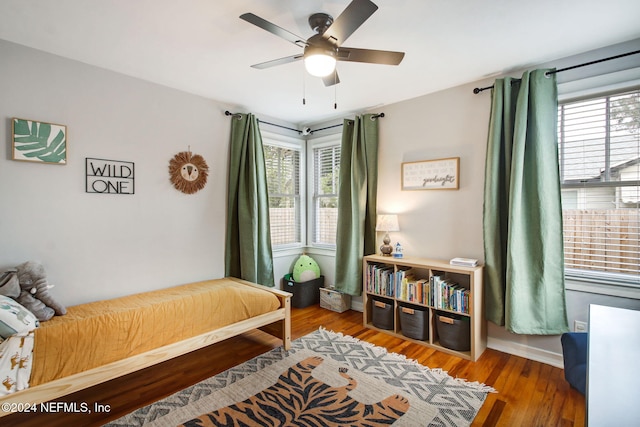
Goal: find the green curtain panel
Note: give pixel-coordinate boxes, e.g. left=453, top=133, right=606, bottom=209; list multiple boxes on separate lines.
left=334, top=114, right=379, bottom=296
left=225, top=113, right=275, bottom=287
left=483, top=69, right=569, bottom=334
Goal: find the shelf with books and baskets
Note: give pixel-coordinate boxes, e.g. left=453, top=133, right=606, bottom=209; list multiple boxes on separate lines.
left=363, top=254, right=486, bottom=361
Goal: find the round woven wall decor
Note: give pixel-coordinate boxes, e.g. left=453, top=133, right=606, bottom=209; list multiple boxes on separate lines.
left=168, top=151, right=209, bottom=194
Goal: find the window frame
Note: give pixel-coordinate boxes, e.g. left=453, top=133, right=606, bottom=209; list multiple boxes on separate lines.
left=261, top=131, right=306, bottom=251
left=557, top=86, right=640, bottom=296
left=307, top=134, right=342, bottom=250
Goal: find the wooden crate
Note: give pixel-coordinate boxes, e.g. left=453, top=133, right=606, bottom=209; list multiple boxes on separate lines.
left=320, top=288, right=351, bottom=313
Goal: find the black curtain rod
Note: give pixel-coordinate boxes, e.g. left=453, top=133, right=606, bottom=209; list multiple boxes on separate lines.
left=472, top=49, right=640, bottom=94
left=224, top=111, right=385, bottom=135
left=224, top=110, right=299, bottom=133
left=311, top=113, right=386, bottom=133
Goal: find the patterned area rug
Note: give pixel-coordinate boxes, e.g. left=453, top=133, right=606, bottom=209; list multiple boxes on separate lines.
left=106, top=328, right=495, bottom=427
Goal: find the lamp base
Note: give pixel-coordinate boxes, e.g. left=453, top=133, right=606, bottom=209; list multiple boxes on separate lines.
left=380, top=244, right=393, bottom=256
left=380, top=232, right=393, bottom=256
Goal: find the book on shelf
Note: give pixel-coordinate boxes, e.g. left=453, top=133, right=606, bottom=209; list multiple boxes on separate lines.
left=396, top=275, right=429, bottom=305
left=430, top=275, right=470, bottom=314
left=365, top=263, right=395, bottom=297
left=449, top=257, right=478, bottom=267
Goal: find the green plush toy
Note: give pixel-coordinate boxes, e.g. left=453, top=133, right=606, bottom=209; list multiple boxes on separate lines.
left=292, top=254, right=320, bottom=282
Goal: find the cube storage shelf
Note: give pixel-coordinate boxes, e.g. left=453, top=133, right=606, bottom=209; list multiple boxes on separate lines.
left=363, top=254, right=486, bottom=361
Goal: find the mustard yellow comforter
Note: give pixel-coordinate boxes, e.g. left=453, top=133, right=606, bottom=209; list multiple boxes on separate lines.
left=31, top=278, right=280, bottom=386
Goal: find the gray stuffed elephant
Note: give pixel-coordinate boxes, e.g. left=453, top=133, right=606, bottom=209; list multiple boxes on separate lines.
left=0, top=268, right=20, bottom=298
left=15, top=261, right=67, bottom=321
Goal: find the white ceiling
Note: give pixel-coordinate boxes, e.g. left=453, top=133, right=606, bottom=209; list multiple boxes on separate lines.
left=1, top=0, right=639, bottom=125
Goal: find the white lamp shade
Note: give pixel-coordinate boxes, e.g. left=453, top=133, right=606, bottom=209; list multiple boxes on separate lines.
left=304, top=54, right=336, bottom=77
left=375, top=214, right=399, bottom=232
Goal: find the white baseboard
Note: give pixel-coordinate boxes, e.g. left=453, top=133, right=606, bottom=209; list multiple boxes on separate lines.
left=350, top=300, right=364, bottom=312
left=487, top=336, right=565, bottom=369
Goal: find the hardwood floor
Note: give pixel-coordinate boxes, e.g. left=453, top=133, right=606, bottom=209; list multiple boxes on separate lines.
left=5, top=305, right=585, bottom=426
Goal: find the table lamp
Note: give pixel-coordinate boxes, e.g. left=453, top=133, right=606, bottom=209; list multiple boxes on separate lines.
left=376, top=214, right=399, bottom=256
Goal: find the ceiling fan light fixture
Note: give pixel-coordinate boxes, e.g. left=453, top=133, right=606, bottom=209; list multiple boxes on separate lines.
left=304, top=50, right=336, bottom=77
left=242, top=0, right=405, bottom=86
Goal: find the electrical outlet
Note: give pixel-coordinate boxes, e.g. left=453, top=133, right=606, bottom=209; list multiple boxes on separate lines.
left=574, top=320, right=588, bottom=332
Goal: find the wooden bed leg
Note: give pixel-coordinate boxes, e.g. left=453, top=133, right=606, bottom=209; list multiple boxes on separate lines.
left=283, top=295, right=292, bottom=350
left=257, top=295, right=292, bottom=350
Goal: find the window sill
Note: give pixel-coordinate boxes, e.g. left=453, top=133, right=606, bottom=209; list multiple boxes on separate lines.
left=566, top=278, right=640, bottom=300
left=271, top=245, right=337, bottom=258
left=272, top=245, right=304, bottom=258
left=305, top=246, right=336, bottom=257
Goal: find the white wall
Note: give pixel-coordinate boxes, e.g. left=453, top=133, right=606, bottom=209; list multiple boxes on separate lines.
left=0, top=40, right=235, bottom=306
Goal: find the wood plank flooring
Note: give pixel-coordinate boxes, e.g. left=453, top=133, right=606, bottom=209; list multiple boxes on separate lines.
left=5, top=305, right=585, bottom=426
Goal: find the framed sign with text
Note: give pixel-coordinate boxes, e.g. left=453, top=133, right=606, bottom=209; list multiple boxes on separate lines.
left=86, top=157, right=135, bottom=194
left=401, top=157, right=460, bottom=190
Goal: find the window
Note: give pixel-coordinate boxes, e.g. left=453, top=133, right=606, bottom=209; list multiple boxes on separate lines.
left=262, top=130, right=342, bottom=251
left=558, top=88, right=640, bottom=285
left=263, top=135, right=303, bottom=248
left=310, top=137, right=341, bottom=247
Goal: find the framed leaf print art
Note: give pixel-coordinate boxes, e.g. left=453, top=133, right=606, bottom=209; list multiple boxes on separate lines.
left=12, top=118, right=67, bottom=164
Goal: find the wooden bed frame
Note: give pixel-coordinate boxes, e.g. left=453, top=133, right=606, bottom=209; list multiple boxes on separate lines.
left=0, top=277, right=291, bottom=414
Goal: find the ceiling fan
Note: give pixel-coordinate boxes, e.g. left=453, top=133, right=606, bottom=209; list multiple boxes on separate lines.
left=240, top=0, right=405, bottom=86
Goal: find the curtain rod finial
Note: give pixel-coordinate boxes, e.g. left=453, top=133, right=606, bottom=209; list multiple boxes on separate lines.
left=225, top=110, right=243, bottom=120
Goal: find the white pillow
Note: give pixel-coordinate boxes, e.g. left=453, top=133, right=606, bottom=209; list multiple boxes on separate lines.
left=0, top=295, right=39, bottom=339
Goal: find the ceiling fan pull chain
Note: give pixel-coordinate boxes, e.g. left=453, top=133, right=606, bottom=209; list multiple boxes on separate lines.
left=302, top=64, right=307, bottom=105
left=334, top=72, right=338, bottom=109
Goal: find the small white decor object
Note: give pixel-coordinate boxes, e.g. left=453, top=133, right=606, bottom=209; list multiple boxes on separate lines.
left=393, top=242, right=404, bottom=258
left=449, top=257, right=478, bottom=267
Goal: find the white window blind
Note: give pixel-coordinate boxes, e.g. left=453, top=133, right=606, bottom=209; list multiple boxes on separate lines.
left=264, top=143, right=301, bottom=247
left=558, top=88, right=640, bottom=284
left=312, top=143, right=340, bottom=246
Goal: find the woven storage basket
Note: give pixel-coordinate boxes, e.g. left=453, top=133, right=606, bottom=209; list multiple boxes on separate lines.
left=320, top=288, right=351, bottom=313
left=371, top=296, right=394, bottom=330
left=435, top=311, right=470, bottom=351
left=399, top=303, right=429, bottom=341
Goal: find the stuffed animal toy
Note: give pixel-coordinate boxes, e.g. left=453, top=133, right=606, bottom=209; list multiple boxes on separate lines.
left=292, top=254, right=321, bottom=283
left=0, top=268, right=20, bottom=298
left=15, top=261, right=66, bottom=321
